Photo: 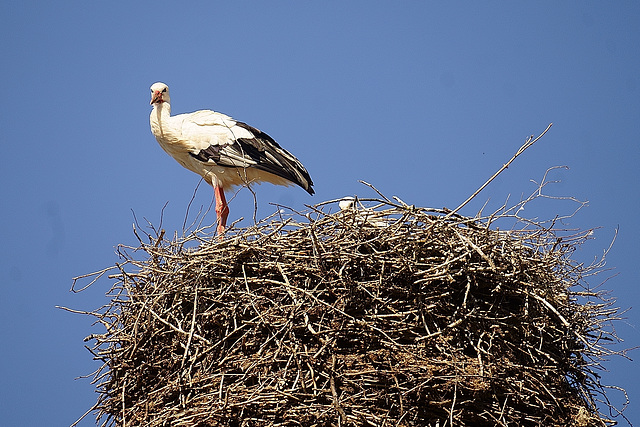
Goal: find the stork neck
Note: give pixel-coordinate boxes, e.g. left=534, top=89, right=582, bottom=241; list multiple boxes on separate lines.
left=154, top=101, right=171, bottom=120
left=151, top=102, right=173, bottom=138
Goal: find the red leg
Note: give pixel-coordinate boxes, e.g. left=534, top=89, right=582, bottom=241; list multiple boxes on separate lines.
left=214, top=185, right=229, bottom=235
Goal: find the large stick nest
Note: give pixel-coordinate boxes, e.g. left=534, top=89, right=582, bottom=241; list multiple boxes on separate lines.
left=73, top=189, right=626, bottom=427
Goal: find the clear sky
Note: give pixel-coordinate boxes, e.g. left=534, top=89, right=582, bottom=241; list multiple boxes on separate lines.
left=1, top=2, right=638, bottom=425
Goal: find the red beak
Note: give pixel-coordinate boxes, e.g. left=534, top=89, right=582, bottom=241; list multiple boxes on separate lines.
left=151, top=90, right=163, bottom=105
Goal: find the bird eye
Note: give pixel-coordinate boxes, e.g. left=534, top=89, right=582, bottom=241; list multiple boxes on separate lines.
left=162, top=88, right=167, bottom=93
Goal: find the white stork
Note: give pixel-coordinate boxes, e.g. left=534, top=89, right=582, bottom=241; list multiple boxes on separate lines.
left=149, top=82, right=314, bottom=235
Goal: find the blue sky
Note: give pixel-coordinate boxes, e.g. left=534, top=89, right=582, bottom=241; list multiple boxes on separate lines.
left=1, top=2, right=639, bottom=425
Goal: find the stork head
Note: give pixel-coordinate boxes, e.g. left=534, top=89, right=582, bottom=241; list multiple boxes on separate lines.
left=339, top=197, right=356, bottom=211
left=150, top=82, right=170, bottom=105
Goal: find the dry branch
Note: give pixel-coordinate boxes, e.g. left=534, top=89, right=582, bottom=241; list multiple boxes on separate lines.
left=70, top=183, right=627, bottom=427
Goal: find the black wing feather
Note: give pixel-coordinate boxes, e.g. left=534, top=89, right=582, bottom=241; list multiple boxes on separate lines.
left=188, top=121, right=314, bottom=195
left=189, top=145, right=222, bottom=163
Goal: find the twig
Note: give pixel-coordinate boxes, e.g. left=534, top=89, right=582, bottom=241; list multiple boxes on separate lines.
left=445, top=123, right=553, bottom=219
left=330, top=355, right=347, bottom=422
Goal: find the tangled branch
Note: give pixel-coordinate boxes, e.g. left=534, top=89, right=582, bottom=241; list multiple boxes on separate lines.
left=64, top=177, right=628, bottom=427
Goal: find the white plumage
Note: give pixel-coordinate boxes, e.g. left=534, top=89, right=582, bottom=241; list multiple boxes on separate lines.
left=339, top=197, right=389, bottom=228
left=149, top=82, right=314, bottom=234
